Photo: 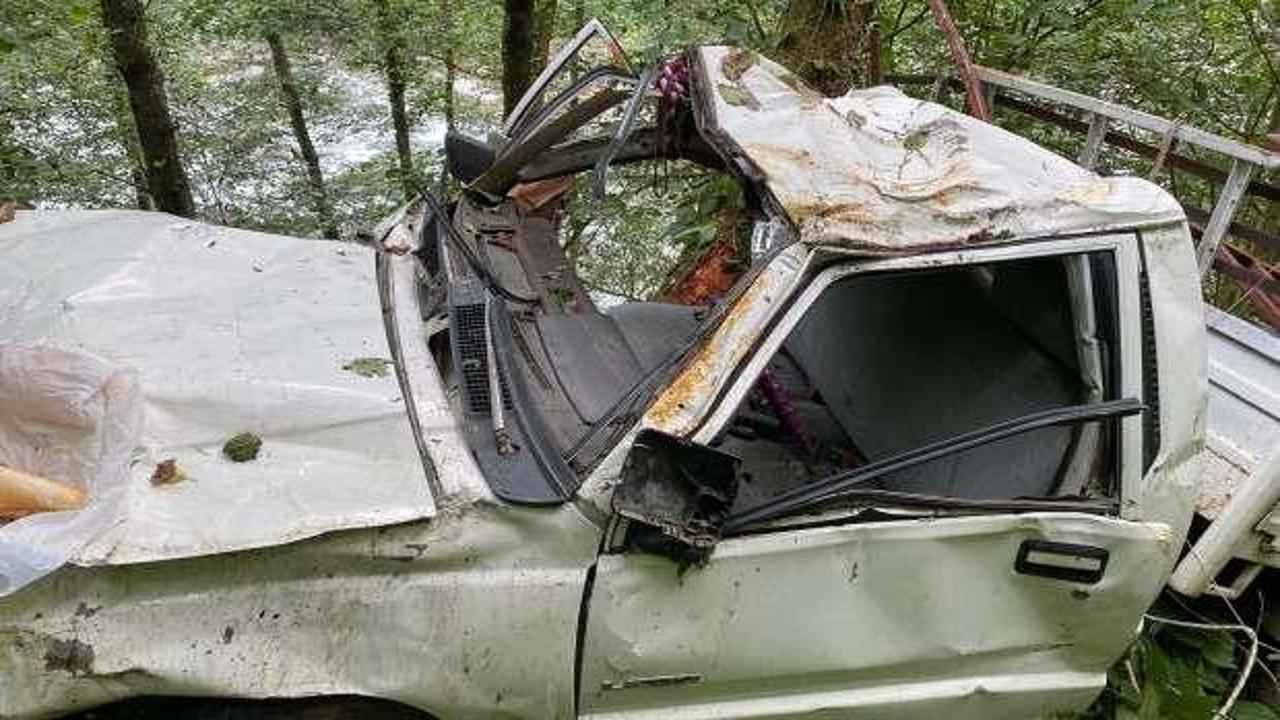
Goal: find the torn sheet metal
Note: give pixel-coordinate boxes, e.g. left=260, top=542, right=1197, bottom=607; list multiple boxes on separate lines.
left=641, top=243, right=810, bottom=437
left=696, top=46, right=1185, bottom=253
left=0, top=210, right=434, bottom=565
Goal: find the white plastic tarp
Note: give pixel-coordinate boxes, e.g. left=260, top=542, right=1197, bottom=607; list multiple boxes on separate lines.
left=0, top=210, right=434, bottom=569
left=0, top=345, right=141, bottom=595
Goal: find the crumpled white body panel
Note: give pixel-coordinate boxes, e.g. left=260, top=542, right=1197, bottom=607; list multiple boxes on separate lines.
left=698, top=46, right=1185, bottom=252
left=0, top=210, right=433, bottom=566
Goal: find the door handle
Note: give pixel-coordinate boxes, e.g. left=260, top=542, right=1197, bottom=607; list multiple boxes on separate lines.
left=1015, top=539, right=1109, bottom=584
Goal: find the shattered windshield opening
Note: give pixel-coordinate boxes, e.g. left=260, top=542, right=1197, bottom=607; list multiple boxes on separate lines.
left=710, top=250, right=1129, bottom=527
left=427, top=41, right=787, bottom=501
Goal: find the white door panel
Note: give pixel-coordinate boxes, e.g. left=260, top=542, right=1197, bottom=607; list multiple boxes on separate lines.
left=580, top=513, right=1174, bottom=718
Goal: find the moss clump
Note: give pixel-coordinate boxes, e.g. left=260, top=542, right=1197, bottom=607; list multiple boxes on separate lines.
left=222, top=432, right=263, bottom=462
left=343, top=357, right=392, bottom=378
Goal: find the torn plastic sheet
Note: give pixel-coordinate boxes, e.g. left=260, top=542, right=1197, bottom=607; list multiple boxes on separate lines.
left=0, top=344, right=141, bottom=595
left=0, top=210, right=435, bottom=567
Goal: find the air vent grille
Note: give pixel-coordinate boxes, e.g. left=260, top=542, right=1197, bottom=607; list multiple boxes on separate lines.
left=454, top=302, right=512, bottom=414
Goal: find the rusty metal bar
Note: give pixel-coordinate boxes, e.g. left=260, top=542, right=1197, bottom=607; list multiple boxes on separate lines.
left=1213, top=245, right=1280, bottom=329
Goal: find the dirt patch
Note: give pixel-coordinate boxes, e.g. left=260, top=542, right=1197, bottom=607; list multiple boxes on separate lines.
left=44, top=637, right=94, bottom=675
left=150, top=458, right=186, bottom=485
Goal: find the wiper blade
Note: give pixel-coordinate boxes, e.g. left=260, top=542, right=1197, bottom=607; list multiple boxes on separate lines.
left=725, top=397, right=1143, bottom=532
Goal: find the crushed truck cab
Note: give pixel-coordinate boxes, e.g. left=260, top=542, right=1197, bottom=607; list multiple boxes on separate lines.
left=0, top=31, right=1208, bottom=720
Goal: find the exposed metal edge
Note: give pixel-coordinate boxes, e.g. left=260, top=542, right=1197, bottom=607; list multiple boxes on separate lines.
left=579, top=670, right=1104, bottom=719
left=377, top=250, right=446, bottom=502
left=503, top=19, right=631, bottom=136
left=1206, top=306, right=1280, bottom=354
left=1209, top=359, right=1280, bottom=421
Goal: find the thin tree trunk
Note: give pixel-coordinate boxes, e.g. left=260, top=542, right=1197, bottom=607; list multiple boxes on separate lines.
left=1265, top=14, right=1280, bottom=149
left=385, top=48, right=415, bottom=198
left=502, top=0, right=536, bottom=115
left=774, top=0, right=873, bottom=96
left=100, top=0, right=195, bottom=217
left=440, top=0, right=456, bottom=128
left=385, top=45, right=414, bottom=199
left=373, top=0, right=415, bottom=199
left=927, top=0, right=989, bottom=120
left=531, top=0, right=559, bottom=76
left=568, top=0, right=585, bottom=81
left=265, top=32, right=338, bottom=239
left=865, top=4, right=884, bottom=85
left=1266, top=94, right=1280, bottom=150
left=109, top=80, right=153, bottom=209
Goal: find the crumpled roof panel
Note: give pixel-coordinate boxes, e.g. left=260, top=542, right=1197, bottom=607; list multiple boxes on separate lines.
left=698, top=46, right=1185, bottom=252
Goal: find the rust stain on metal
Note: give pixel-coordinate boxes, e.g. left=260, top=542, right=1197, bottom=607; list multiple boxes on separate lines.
left=647, top=274, right=776, bottom=432
left=743, top=141, right=810, bottom=165
left=801, top=202, right=878, bottom=227
left=720, top=48, right=757, bottom=81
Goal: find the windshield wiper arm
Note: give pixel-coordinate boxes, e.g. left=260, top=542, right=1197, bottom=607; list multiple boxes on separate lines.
left=725, top=397, right=1144, bottom=532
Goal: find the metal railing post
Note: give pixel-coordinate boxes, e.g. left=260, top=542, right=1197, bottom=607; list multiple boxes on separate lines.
left=1077, top=113, right=1109, bottom=169
left=1197, top=159, right=1256, bottom=276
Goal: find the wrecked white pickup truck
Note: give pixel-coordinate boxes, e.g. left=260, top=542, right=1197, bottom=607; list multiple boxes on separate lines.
left=0, top=30, right=1213, bottom=720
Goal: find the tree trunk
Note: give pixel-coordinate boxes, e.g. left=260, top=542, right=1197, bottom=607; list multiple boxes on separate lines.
left=373, top=0, right=415, bottom=199
left=265, top=32, right=338, bottom=239
left=865, top=7, right=884, bottom=85
left=1266, top=92, right=1280, bottom=150
left=774, top=0, right=875, bottom=96
left=502, top=0, right=537, bottom=115
left=440, top=0, right=456, bottom=128
left=531, top=0, right=558, bottom=76
left=100, top=0, right=195, bottom=217
left=384, top=46, right=414, bottom=198
left=110, top=80, right=153, bottom=210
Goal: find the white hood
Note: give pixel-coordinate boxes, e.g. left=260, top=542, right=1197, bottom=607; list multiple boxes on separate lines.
left=0, top=210, right=435, bottom=565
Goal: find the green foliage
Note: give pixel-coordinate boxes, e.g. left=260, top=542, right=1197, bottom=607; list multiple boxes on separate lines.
left=1076, top=606, right=1279, bottom=720
left=562, top=163, right=746, bottom=303
left=2, top=0, right=1277, bottom=296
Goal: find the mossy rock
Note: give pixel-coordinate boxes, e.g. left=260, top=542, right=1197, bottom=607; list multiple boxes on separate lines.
left=222, top=432, right=263, bottom=462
